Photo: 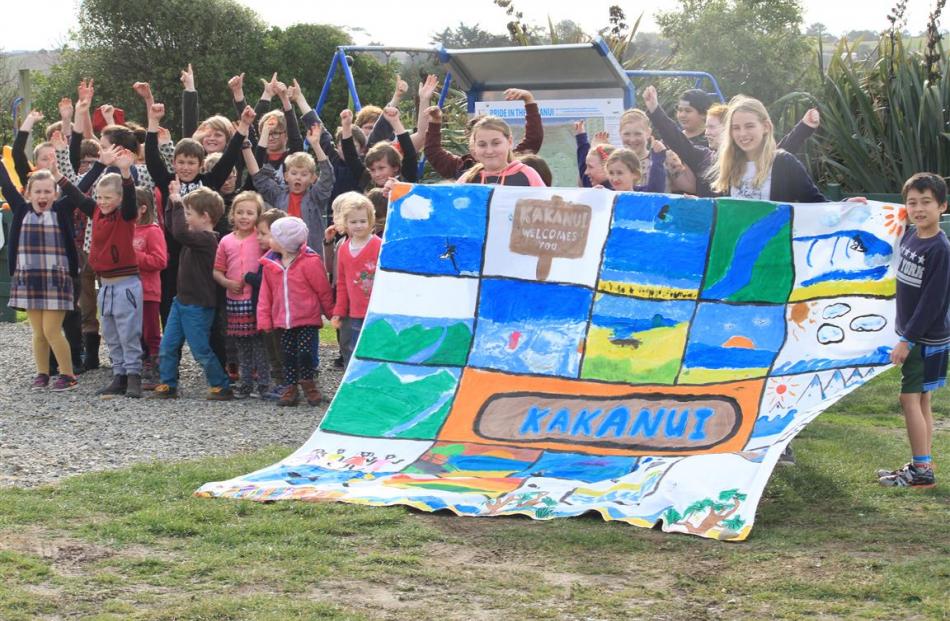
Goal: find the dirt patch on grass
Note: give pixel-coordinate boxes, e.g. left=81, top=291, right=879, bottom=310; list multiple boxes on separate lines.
left=0, top=528, right=114, bottom=574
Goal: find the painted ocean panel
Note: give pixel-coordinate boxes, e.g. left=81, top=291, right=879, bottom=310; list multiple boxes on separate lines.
left=680, top=302, right=786, bottom=383
left=381, top=184, right=492, bottom=277
left=581, top=294, right=694, bottom=384
left=469, top=278, right=593, bottom=377
left=599, top=194, right=714, bottom=299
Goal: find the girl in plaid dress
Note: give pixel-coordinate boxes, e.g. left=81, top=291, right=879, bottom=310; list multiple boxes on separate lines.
left=1, top=164, right=96, bottom=391
left=212, top=190, right=270, bottom=398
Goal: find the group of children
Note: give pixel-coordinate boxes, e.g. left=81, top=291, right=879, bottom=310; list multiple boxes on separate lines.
left=2, top=67, right=945, bottom=488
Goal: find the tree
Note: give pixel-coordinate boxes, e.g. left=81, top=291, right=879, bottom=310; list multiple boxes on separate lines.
left=34, top=0, right=268, bottom=137
left=430, top=23, right=512, bottom=49
left=656, top=0, right=814, bottom=103
left=258, top=24, right=396, bottom=128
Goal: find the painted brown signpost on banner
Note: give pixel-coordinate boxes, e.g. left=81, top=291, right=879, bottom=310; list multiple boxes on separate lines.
left=509, top=195, right=592, bottom=280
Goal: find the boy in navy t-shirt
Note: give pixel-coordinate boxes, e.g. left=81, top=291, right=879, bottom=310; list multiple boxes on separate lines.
left=879, top=173, right=950, bottom=488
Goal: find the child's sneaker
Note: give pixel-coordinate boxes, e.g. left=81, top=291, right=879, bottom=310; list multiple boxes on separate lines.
left=879, top=463, right=936, bottom=489
left=253, top=384, right=268, bottom=399
left=149, top=384, right=178, bottom=399
left=50, top=375, right=79, bottom=392
left=876, top=462, right=912, bottom=479
left=777, top=445, right=796, bottom=466
left=261, top=384, right=285, bottom=401
left=233, top=383, right=253, bottom=400
left=207, top=386, right=234, bottom=401
left=31, top=374, right=50, bottom=391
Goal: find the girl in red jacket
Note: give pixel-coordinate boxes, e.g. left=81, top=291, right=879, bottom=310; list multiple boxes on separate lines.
left=257, top=217, right=334, bottom=407
left=330, top=192, right=381, bottom=367
left=132, top=188, right=168, bottom=389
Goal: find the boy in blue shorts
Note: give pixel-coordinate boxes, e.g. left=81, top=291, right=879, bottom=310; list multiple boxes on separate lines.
left=879, top=173, right=950, bottom=488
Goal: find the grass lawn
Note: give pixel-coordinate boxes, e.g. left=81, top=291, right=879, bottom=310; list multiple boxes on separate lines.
left=0, top=367, right=947, bottom=620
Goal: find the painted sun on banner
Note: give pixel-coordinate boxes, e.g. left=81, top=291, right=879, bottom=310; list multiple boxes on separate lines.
left=197, top=184, right=901, bottom=541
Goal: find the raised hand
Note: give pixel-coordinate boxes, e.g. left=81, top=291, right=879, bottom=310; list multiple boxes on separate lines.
left=802, top=108, right=820, bottom=129
left=50, top=130, right=68, bottom=151
left=99, top=144, right=121, bottom=166
left=77, top=78, right=94, bottom=104
left=424, top=105, right=442, bottom=124
left=58, top=97, right=74, bottom=123
left=157, top=126, right=172, bottom=145
left=291, top=78, right=308, bottom=106
left=99, top=104, right=115, bottom=125
left=652, top=138, right=667, bottom=153
left=168, top=177, right=182, bottom=201
left=114, top=147, right=135, bottom=172
left=21, top=109, right=43, bottom=131
left=239, top=104, right=256, bottom=133
left=228, top=73, right=245, bottom=100
left=273, top=80, right=289, bottom=102
left=592, top=131, right=610, bottom=146
left=392, top=74, right=409, bottom=103
left=642, top=85, right=659, bottom=113
left=418, top=74, right=438, bottom=103
left=504, top=88, right=535, bottom=104
left=132, top=81, right=154, bottom=103
left=261, top=72, right=278, bottom=99
left=180, top=63, right=195, bottom=91
left=340, top=108, right=353, bottom=126
left=573, top=120, right=585, bottom=136
left=306, top=122, right=323, bottom=145
left=149, top=103, right=165, bottom=121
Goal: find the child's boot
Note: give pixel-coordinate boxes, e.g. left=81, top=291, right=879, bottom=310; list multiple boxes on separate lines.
left=141, top=355, right=159, bottom=390
left=278, top=384, right=300, bottom=407
left=299, top=379, right=322, bottom=406
left=96, top=374, right=127, bottom=396
left=125, top=374, right=142, bottom=399
left=82, top=333, right=101, bottom=372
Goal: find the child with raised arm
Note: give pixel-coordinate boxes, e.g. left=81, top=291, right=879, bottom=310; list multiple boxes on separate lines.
left=213, top=191, right=270, bottom=399
left=340, top=107, right=418, bottom=189
left=424, top=88, right=543, bottom=180
left=81, top=147, right=144, bottom=397
left=642, top=85, right=819, bottom=198
left=456, top=116, right=546, bottom=186
left=151, top=184, right=232, bottom=401
left=247, top=123, right=334, bottom=257
left=257, top=217, right=334, bottom=407
left=140, top=93, right=252, bottom=324
left=330, top=193, right=381, bottom=367
left=2, top=160, right=94, bottom=391
left=878, top=173, right=950, bottom=489
left=133, top=187, right=167, bottom=390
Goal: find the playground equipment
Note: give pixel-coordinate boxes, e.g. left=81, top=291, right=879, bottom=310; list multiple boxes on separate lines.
left=314, top=38, right=725, bottom=185
left=314, top=38, right=724, bottom=117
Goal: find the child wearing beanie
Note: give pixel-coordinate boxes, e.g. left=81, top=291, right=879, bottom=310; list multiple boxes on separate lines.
left=257, top=217, right=335, bottom=407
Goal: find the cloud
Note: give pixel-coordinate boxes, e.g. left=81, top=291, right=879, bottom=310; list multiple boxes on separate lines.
left=453, top=197, right=471, bottom=210
left=400, top=194, right=433, bottom=220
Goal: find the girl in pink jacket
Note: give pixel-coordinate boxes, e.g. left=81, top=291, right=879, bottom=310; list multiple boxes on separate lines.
left=257, top=217, right=334, bottom=407
left=132, top=188, right=167, bottom=388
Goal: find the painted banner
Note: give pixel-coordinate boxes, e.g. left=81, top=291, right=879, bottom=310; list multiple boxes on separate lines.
left=197, top=184, right=904, bottom=540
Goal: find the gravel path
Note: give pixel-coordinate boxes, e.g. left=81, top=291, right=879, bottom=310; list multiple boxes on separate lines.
left=0, top=320, right=343, bottom=488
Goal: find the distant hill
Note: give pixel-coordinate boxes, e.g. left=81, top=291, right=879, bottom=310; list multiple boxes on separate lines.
left=2, top=50, right=61, bottom=81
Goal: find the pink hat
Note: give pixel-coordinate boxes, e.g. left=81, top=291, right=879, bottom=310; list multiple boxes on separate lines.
left=270, top=216, right=309, bottom=251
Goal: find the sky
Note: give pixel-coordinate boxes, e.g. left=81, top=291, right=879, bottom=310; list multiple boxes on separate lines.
left=1, top=0, right=938, bottom=51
